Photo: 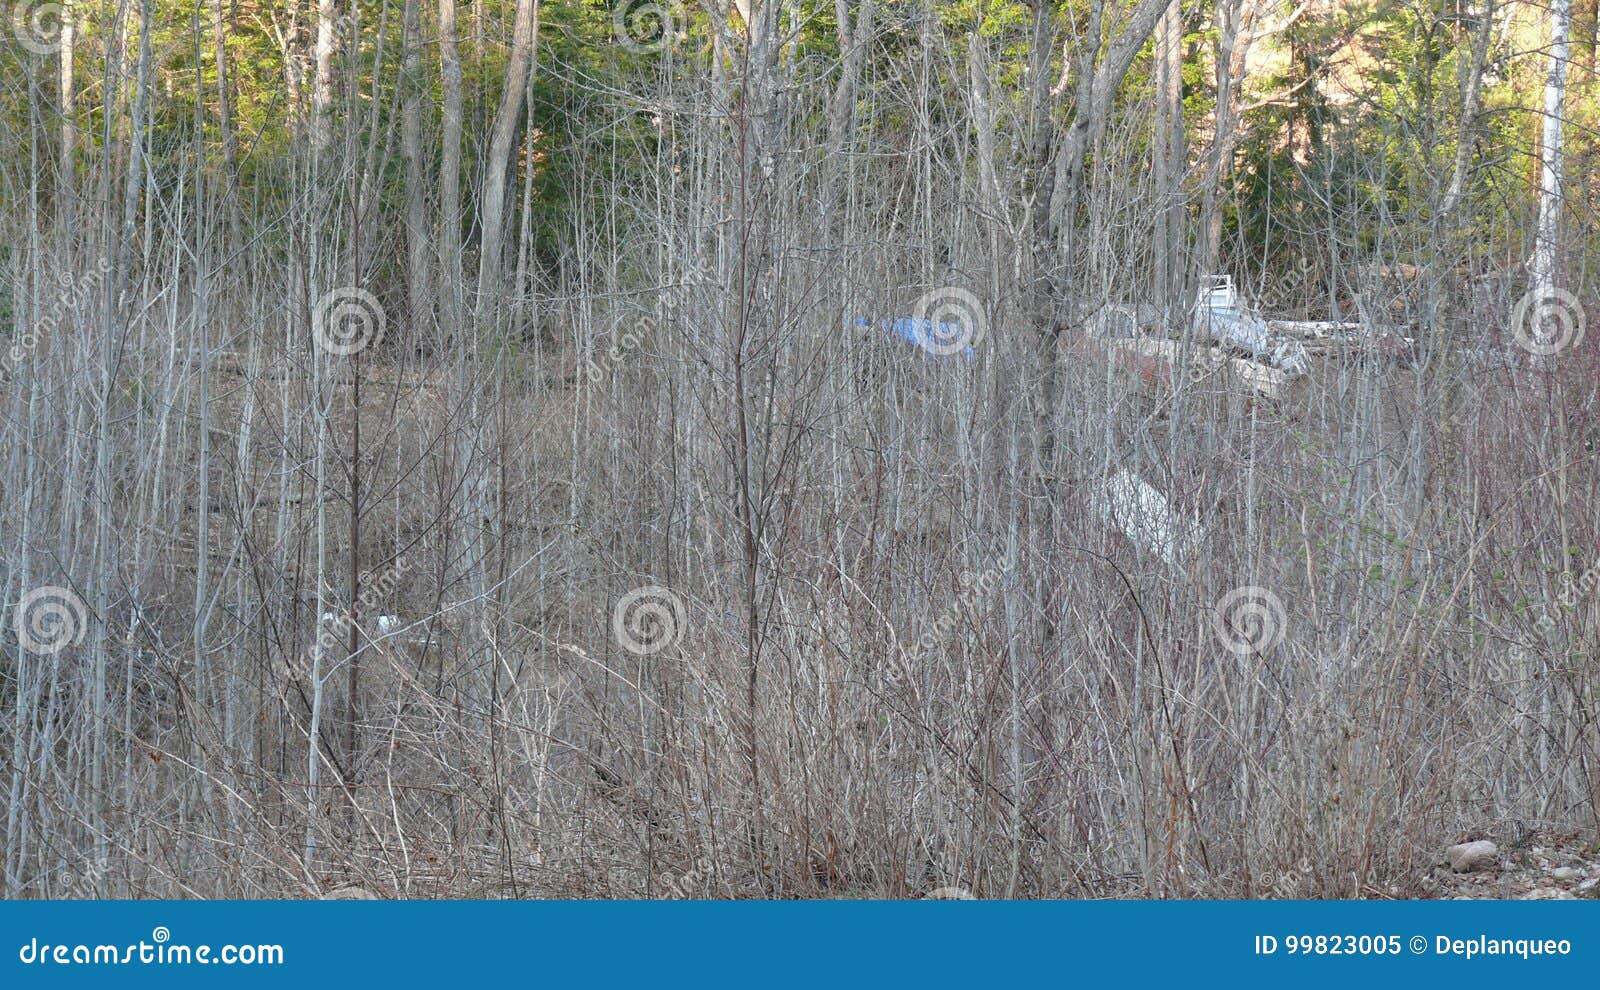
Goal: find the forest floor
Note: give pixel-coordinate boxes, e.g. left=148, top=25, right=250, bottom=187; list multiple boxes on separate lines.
left=1408, top=830, right=1600, bottom=900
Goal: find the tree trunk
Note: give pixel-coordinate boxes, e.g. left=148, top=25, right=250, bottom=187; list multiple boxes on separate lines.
left=58, top=0, right=75, bottom=227
left=211, top=0, right=241, bottom=252
left=822, top=0, right=875, bottom=224
left=474, top=0, right=541, bottom=315
left=1199, top=0, right=1243, bottom=276
left=1439, top=0, right=1495, bottom=220
left=825, top=0, right=875, bottom=160
left=1038, top=0, right=1169, bottom=325
left=1155, top=0, right=1184, bottom=311
left=1532, top=0, right=1570, bottom=338
left=439, top=0, right=464, bottom=334
left=311, top=0, right=338, bottom=150
left=401, top=0, right=431, bottom=331
left=1055, top=0, right=1170, bottom=197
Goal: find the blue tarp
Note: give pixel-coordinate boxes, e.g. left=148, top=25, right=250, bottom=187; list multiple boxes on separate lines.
left=853, top=317, right=978, bottom=360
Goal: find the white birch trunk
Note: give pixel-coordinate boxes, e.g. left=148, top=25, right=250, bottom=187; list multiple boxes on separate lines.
left=1532, top=0, right=1570, bottom=326
left=439, top=0, right=464, bottom=333
left=311, top=0, right=339, bottom=150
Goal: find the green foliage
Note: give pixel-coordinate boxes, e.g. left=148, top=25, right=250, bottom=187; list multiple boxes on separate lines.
left=2, top=0, right=1586, bottom=315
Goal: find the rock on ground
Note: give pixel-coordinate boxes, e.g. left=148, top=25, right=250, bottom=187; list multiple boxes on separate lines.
left=1415, top=831, right=1600, bottom=900
left=1447, top=840, right=1499, bottom=873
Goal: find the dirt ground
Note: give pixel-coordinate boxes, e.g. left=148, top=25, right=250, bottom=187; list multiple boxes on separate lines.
left=1410, top=831, right=1600, bottom=900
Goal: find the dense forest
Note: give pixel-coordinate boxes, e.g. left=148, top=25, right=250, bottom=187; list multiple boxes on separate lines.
left=1, top=0, right=1598, bottom=898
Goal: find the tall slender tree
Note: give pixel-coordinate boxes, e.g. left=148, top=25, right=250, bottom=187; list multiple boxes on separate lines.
left=475, top=0, right=541, bottom=313
left=1533, top=0, right=1571, bottom=339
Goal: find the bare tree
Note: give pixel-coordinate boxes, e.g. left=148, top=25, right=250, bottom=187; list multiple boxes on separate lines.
left=311, top=0, right=339, bottom=150
left=3, top=0, right=1597, bottom=904
left=1532, top=0, right=1571, bottom=330
left=439, top=0, right=464, bottom=336
left=57, top=0, right=75, bottom=227
left=1438, top=0, right=1497, bottom=220
left=474, top=0, right=541, bottom=312
left=401, top=0, right=432, bottom=331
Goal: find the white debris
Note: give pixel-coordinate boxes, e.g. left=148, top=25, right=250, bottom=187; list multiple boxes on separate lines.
left=1088, top=470, right=1203, bottom=565
left=1194, top=276, right=1310, bottom=373
left=1270, top=339, right=1311, bottom=373
left=1228, top=355, right=1300, bottom=400
left=320, top=611, right=401, bottom=638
